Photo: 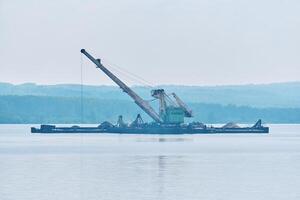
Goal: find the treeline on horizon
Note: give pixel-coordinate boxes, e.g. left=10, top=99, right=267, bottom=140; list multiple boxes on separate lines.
left=0, top=95, right=299, bottom=124
left=1, top=81, right=300, bottom=108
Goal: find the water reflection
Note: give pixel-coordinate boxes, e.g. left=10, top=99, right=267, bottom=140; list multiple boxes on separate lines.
left=136, top=137, right=192, bottom=143
left=2, top=125, right=300, bottom=200
left=157, top=155, right=166, bottom=198
left=129, top=154, right=185, bottom=199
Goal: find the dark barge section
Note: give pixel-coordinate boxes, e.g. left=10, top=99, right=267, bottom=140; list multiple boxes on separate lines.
left=31, top=120, right=269, bottom=134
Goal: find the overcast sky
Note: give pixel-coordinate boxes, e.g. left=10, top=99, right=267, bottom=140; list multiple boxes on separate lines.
left=1, top=0, right=300, bottom=86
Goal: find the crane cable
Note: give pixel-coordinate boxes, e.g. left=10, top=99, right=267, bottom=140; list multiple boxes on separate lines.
left=80, top=54, right=83, bottom=123
left=79, top=53, right=84, bottom=200
left=99, top=56, right=156, bottom=88
left=81, top=53, right=160, bottom=109
left=108, top=64, right=153, bottom=88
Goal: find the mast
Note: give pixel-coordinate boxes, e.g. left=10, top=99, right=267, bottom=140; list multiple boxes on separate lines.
left=80, top=49, right=162, bottom=123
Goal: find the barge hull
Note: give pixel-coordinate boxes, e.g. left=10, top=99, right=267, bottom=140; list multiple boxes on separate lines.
left=31, top=125, right=269, bottom=134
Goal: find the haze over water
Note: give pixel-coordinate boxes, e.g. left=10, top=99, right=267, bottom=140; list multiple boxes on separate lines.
left=0, top=124, right=299, bottom=200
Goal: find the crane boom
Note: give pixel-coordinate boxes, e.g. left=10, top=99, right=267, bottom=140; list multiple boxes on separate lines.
left=171, top=93, right=193, bottom=117
left=80, top=49, right=162, bottom=123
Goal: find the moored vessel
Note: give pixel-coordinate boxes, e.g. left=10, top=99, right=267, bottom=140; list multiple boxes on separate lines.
left=31, top=49, right=269, bottom=134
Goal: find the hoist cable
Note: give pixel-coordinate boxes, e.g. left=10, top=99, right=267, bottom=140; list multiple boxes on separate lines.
left=80, top=54, right=83, bottom=123
left=99, top=57, right=156, bottom=88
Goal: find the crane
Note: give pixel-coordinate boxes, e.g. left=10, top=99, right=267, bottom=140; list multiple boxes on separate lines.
left=80, top=49, right=162, bottom=123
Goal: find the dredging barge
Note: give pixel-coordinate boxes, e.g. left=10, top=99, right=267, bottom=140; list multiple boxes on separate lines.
left=31, top=49, right=269, bottom=134
left=31, top=120, right=268, bottom=134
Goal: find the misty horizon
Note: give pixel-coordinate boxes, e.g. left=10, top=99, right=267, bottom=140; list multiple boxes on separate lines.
left=1, top=80, right=300, bottom=88
left=1, top=0, right=300, bottom=86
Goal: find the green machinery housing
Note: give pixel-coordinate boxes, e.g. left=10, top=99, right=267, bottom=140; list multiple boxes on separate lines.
left=151, top=89, right=192, bottom=124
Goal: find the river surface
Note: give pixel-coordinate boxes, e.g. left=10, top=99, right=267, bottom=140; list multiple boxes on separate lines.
left=0, top=124, right=300, bottom=200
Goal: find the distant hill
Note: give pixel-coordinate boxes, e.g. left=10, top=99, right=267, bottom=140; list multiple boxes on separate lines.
left=0, top=95, right=299, bottom=124
left=0, top=82, right=299, bottom=108
left=0, top=82, right=299, bottom=124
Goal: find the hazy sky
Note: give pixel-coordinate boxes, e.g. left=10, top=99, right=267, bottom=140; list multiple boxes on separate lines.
left=1, top=0, right=300, bottom=86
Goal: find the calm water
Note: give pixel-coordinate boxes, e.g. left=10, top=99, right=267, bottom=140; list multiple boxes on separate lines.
left=0, top=124, right=300, bottom=200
